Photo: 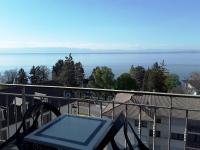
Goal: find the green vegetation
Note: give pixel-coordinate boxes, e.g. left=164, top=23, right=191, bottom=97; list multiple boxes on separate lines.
left=30, top=65, right=50, bottom=84
left=115, top=73, right=137, bottom=90
left=142, top=62, right=167, bottom=92
left=52, top=54, right=84, bottom=86
left=165, top=74, right=181, bottom=92
left=129, top=66, right=145, bottom=90
left=0, top=53, right=182, bottom=93
left=88, top=66, right=115, bottom=89
left=17, top=68, right=28, bottom=84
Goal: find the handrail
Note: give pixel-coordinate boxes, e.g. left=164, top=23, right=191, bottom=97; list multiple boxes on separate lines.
left=0, top=89, right=200, bottom=112
left=0, top=83, right=200, bottom=99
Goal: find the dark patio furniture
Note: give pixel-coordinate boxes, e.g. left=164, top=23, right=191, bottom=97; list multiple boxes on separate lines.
left=96, top=112, right=149, bottom=150
left=0, top=102, right=61, bottom=150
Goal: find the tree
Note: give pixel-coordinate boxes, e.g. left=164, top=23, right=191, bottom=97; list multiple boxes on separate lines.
left=142, top=62, right=167, bottom=92
left=17, top=68, right=28, bottom=84
left=75, top=62, right=85, bottom=86
left=3, top=69, right=18, bottom=83
left=52, top=54, right=85, bottom=87
left=142, top=68, right=150, bottom=91
left=38, top=65, right=50, bottom=81
left=88, top=66, right=115, bottom=89
left=52, top=59, right=64, bottom=80
left=115, top=73, right=137, bottom=90
left=129, top=66, right=145, bottom=90
left=165, top=74, right=181, bottom=92
left=29, top=65, right=50, bottom=84
left=29, top=66, right=38, bottom=84
left=59, top=54, right=76, bottom=86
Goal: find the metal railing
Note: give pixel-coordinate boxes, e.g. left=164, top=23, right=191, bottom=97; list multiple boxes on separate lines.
left=0, top=83, right=200, bottom=149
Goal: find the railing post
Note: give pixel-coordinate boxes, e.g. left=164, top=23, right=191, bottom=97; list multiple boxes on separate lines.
left=6, top=95, right=10, bottom=138
left=168, top=96, right=172, bottom=150
left=138, top=106, right=142, bottom=138
left=100, top=101, right=102, bottom=118
left=125, top=104, right=128, bottom=149
left=14, top=97, right=17, bottom=131
left=184, top=110, right=188, bottom=150
left=88, top=100, right=91, bottom=116
left=77, top=101, right=79, bottom=115
left=152, top=107, right=156, bottom=150
left=22, top=86, right=26, bottom=116
left=112, top=101, right=114, bottom=120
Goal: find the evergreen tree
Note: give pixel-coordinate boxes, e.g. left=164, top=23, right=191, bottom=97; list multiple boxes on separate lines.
left=129, top=65, right=145, bottom=90
left=29, top=66, right=38, bottom=84
left=59, top=54, right=76, bottom=86
left=17, top=68, right=28, bottom=84
left=143, top=62, right=167, bottom=92
left=29, top=65, right=50, bottom=84
left=52, top=53, right=85, bottom=87
left=52, top=59, right=64, bottom=80
left=75, top=62, right=85, bottom=86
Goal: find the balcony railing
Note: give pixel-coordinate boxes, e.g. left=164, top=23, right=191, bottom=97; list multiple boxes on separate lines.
left=0, top=83, right=200, bottom=150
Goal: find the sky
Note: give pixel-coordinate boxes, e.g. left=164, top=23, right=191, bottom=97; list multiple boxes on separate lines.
left=0, top=0, right=200, bottom=50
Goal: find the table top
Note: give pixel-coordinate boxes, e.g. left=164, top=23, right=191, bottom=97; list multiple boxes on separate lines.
left=25, top=114, right=112, bottom=150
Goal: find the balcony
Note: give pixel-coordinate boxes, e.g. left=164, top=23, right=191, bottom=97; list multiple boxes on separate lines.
left=1, top=83, right=200, bottom=150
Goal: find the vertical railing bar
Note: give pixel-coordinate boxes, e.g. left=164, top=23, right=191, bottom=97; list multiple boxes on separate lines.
left=184, top=110, right=188, bottom=150
left=40, top=97, right=43, bottom=125
left=138, top=106, right=141, bottom=138
left=68, top=97, right=70, bottom=114
left=88, top=100, right=91, bottom=116
left=125, top=104, right=128, bottom=149
left=77, top=100, right=79, bottom=115
left=22, top=87, right=26, bottom=116
left=168, top=96, right=172, bottom=150
left=100, top=101, right=102, bottom=118
left=6, top=95, right=10, bottom=138
left=58, top=98, right=61, bottom=112
left=112, top=101, right=114, bottom=120
left=152, top=107, right=156, bottom=150
left=14, top=97, right=17, bottom=131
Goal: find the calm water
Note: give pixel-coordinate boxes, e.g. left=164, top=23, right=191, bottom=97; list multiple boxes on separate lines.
left=0, top=52, right=200, bottom=79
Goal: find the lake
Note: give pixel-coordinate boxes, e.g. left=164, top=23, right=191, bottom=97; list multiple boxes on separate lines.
left=0, top=52, right=200, bottom=79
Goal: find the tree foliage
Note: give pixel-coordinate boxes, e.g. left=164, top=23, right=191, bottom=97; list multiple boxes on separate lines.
left=3, top=69, right=18, bottom=83
left=17, top=68, right=28, bottom=84
left=129, top=65, right=145, bottom=90
left=142, top=62, right=167, bottom=92
left=88, top=66, right=115, bottom=89
left=52, top=59, right=64, bottom=80
left=115, top=73, right=137, bottom=90
left=165, top=74, right=181, bottom=91
left=29, top=65, right=50, bottom=84
left=75, top=62, right=85, bottom=86
left=52, top=54, right=84, bottom=86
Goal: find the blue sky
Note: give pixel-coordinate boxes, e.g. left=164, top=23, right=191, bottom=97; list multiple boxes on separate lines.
left=0, top=0, right=200, bottom=50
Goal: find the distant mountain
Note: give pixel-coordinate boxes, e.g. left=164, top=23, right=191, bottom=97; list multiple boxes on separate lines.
left=0, top=47, right=200, bottom=54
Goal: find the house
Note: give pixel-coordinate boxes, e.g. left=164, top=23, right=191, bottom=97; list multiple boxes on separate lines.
left=183, top=80, right=200, bottom=95
left=103, top=93, right=200, bottom=150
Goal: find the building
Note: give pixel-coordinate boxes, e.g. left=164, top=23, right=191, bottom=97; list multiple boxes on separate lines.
left=183, top=80, right=200, bottom=95
left=103, top=93, right=200, bottom=150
